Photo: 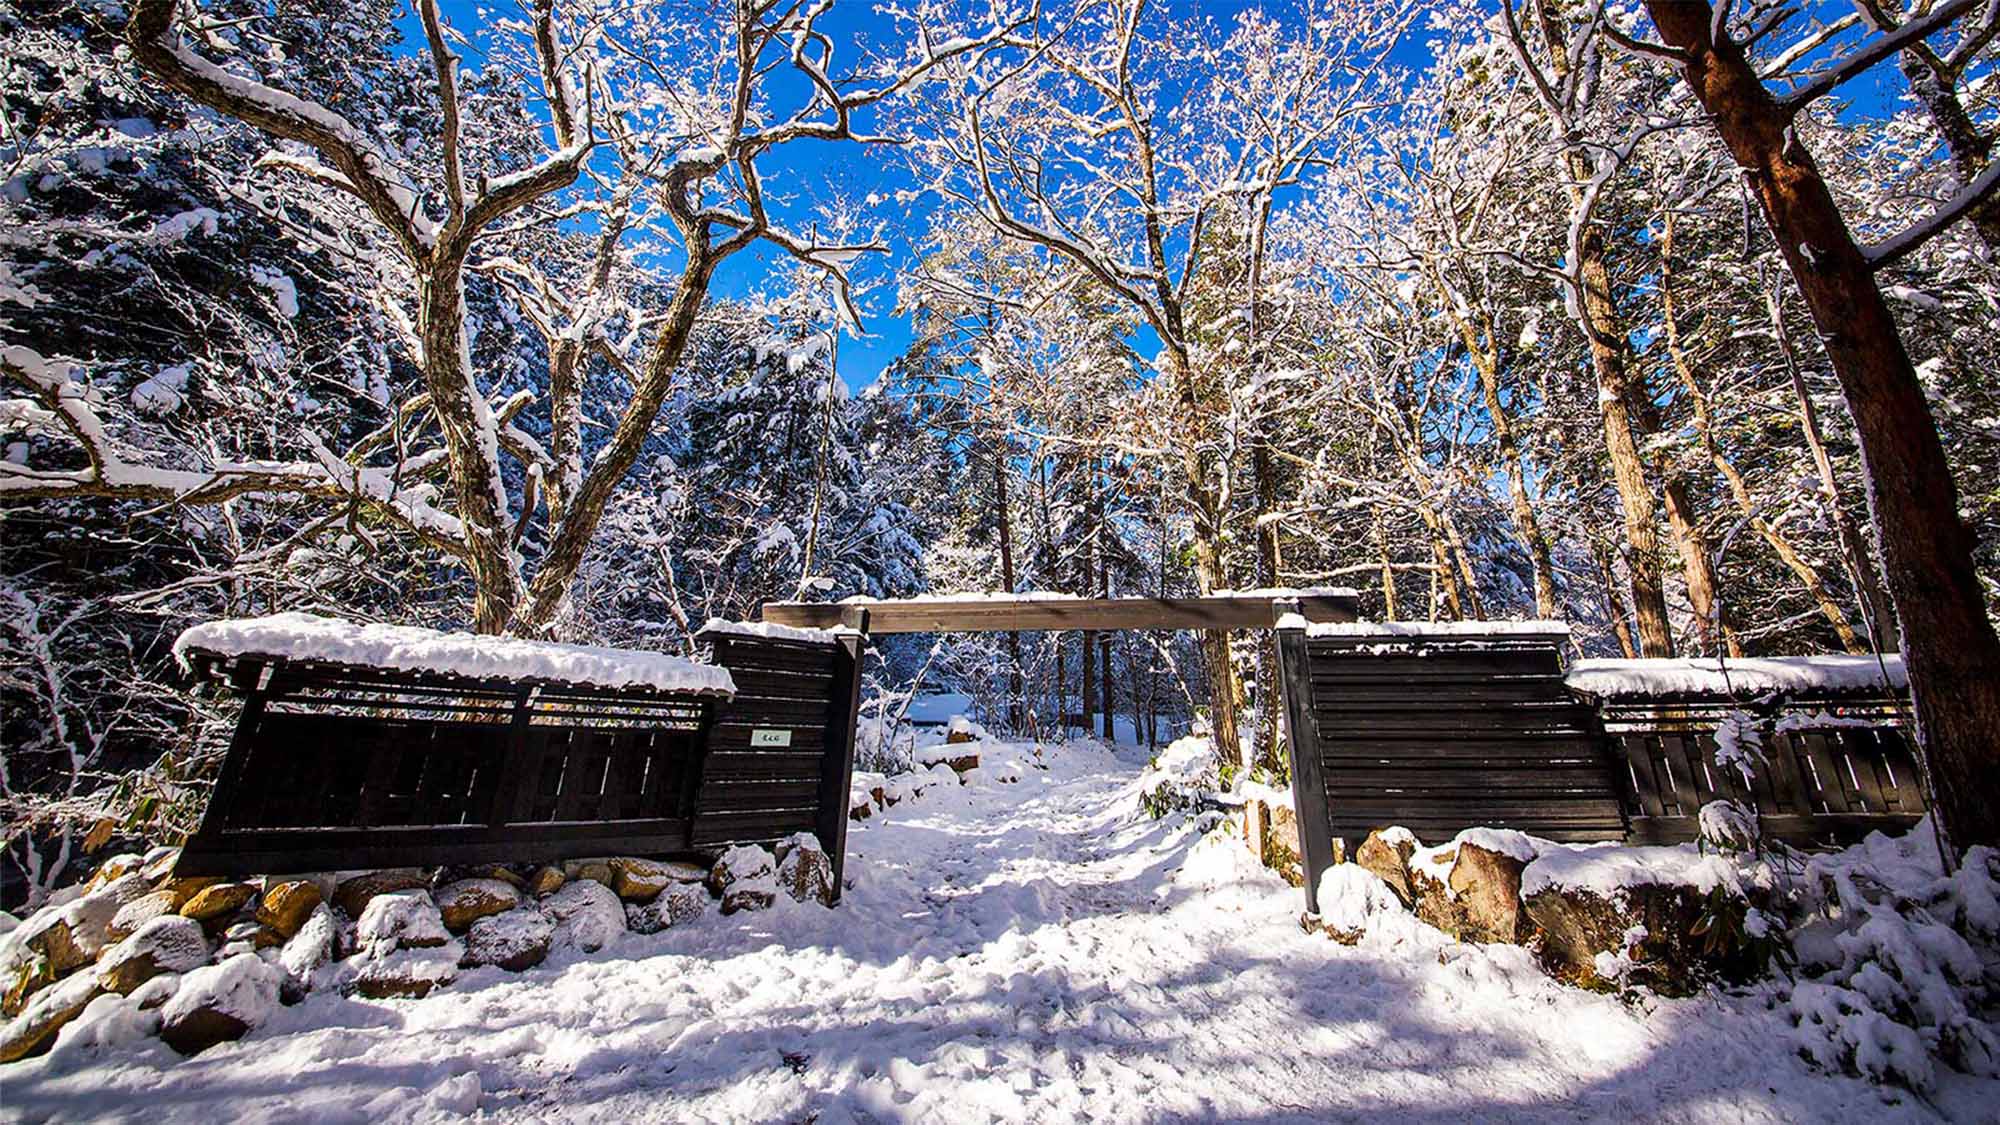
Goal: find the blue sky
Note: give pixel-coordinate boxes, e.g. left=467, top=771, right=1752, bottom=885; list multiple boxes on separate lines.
left=418, top=0, right=1376, bottom=391
left=410, top=0, right=1917, bottom=391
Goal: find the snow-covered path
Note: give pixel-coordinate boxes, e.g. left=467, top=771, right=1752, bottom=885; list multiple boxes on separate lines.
left=4, top=741, right=1979, bottom=1123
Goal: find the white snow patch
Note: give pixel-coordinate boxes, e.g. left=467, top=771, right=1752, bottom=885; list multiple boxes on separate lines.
left=174, top=612, right=736, bottom=695
left=1290, top=617, right=1571, bottom=638
left=160, top=952, right=283, bottom=1029
left=697, top=617, right=854, bottom=643
left=9, top=743, right=1992, bottom=1122
left=1567, top=655, right=1906, bottom=698
left=1521, top=842, right=1743, bottom=900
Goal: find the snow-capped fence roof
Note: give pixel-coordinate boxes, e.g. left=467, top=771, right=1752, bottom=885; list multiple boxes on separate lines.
left=1566, top=655, right=1906, bottom=700
left=694, top=617, right=854, bottom=644
left=1284, top=617, right=1572, bottom=640
left=174, top=612, right=736, bottom=696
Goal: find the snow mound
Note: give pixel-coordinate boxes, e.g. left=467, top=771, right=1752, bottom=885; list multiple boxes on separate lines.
left=542, top=880, right=624, bottom=953
left=355, top=891, right=449, bottom=952
left=1521, top=842, right=1742, bottom=901
left=1410, top=827, right=1549, bottom=889
left=1315, top=865, right=1416, bottom=942
left=1566, top=655, right=1906, bottom=699
left=161, top=952, right=282, bottom=1030
left=174, top=612, right=736, bottom=695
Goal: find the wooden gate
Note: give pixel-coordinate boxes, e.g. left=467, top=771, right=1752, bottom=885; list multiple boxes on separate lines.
left=1278, top=623, right=1625, bottom=912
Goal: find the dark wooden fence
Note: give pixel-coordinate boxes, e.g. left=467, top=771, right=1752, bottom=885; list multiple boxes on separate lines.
left=1595, top=691, right=1923, bottom=846
left=1280, top=624, right=1928, bottom=913
left=1278, top=626, right=1626, bottom=911
left=176, top=625, right=864, bottom=897
left=691, top=624, right=864, bottom=894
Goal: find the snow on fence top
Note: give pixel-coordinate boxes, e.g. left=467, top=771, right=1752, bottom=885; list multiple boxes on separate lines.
left=1210, top=585, right=1363, bottom=599
left=696, top=617, right=854, bottom=644
left=1566, top=655, right=1906, bottom=700
left=1278, top=617, right=1571, bottom=638
left=174, top=612, right=737, bottom=696
left=838, top=590, right=1083, bottom=603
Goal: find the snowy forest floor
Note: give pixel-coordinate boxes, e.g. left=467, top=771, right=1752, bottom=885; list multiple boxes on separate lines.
left=6, top=739, right=1993, bottom=1123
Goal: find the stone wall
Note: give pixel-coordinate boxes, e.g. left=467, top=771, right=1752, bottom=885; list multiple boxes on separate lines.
left=0, top=834, right=837, bottom=1063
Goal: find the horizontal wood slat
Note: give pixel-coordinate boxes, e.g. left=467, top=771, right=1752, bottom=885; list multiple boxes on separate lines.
left=763, top=592, right=1358, bottom=634
left=1293, top=630, right=1626, bottom=854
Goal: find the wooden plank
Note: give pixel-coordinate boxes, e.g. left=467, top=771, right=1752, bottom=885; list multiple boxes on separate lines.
left=1278, top=626, right=1342, bottom=916
left=762, top=592, right=1357, bottom=634
left=816, top=630, right=866, bottom=904
left=1614, top=733, right=1669, bottom=819
left=1626, top=811, right=1923, bottom=847
left=696, top=780, right=823, bottom=810
left=1303, top=650, right=1563, bottom=677
left=689, top=809, right=819, bottom=845
left=1868, top=728, right=1924, bottom=812
left=707, top=723, right=828, bottom=752
left=1830, top=729, right=1889, bottom=815
left=1317, top=729, right=1608, bottom=753
left=702, top=751, right=825, bottom=778
left=1650, top=734, right=1700, bottom=818
left=1797, top=730, right=1856, bottom=814
left=721, top=670, right=836, bottom=698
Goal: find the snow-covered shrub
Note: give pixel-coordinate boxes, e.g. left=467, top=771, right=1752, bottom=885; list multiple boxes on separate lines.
left=1712, top=710, right=1766, bottom=788
left=1137, top=736, right=1219, bottom=820
left=1697, top=799, right=1762, bottom=855
left=1787, top=829, right=2000, bottom=1092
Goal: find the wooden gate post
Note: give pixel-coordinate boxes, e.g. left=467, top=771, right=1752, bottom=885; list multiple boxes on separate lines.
left=1277, top=622, right=1339, bottom=915
left=816, top=607, right=869, bottom=903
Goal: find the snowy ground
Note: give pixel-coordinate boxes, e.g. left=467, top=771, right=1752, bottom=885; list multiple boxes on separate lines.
left=6, top=740, right=1990, bottom=1123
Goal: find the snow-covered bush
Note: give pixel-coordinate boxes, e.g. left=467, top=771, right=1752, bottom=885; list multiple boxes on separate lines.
left=1137, top=736, right=1220, bottom=820
left=1697, top=799, right=1763, bottom=856
left=1786, top=828, right=2000, bottom=1092
left=1712, top=710, right=1766, bottom=788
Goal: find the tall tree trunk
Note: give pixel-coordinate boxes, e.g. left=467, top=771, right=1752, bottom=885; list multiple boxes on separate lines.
left=1436, top=282, right=1559, bottom=617
left=1662, top=212, right=1861, bottom=652
left=1767, top=286, right=1901, bottom=651
left=1252, top=439, right=1286, bottom=768
left=1418, top=504, right=1465, bottom=621
left=1660, top=478, right=1728, bottom=655
left=1532, top=0, right=1674, bottom=656
left=1579, top=240, right=1674, bottom=656
left=994, top=446, right=1024, bottom=728
left=1162, top=351, right=1244, bottom=767
left=1648, top=0, right=2000, bottom=852
left=1098, top=494, right=1115, bottom=740
left=1594, top=537, right=1640, bottom=659
left=1375, top=511, right=1401, bottom=619
left=417, top=254, right=521, bottom=634
left=1039, top=452, right=1064, bottom=734
left=1441, top=507, right=1486, bottom=619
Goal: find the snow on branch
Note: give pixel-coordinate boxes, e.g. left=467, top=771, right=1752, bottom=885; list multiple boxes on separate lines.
left=126, top=0, right=439, bottom=257
left=1775, top=0, right=1980, bottom=116
left=1865, top=157, right=2000, bottom=270
left=0, top=345, right=467, bottom=548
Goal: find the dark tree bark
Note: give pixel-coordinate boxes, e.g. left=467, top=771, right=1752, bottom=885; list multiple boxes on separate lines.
left=994, top=446, right=1025, bottom=729
left=1646, top=0, right=2000, bottom=851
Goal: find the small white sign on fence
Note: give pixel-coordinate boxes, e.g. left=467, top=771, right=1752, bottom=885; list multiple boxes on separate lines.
left=750, top=728, right=793, bottom=748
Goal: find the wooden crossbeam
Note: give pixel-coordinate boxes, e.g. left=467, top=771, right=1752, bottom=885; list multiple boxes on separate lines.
left=760, top=592, right=1359, bottom=634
